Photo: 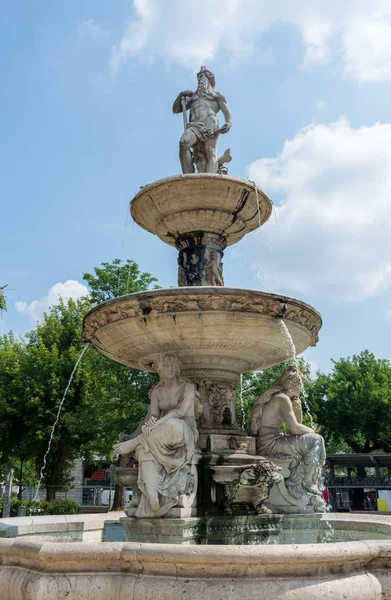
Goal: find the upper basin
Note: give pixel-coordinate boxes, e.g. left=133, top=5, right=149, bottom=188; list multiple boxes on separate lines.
left=130, top=174, right=273, bottom=247
left=83, top=287, right=322, bottom=382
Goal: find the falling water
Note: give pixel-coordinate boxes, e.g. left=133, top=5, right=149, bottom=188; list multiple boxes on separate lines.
left=239, top=374, right=247, bottom=429
left=33, top=343, right=90, bottom=502
left=253, top=183, right=262, bottom=231
left=278, top=319, right=316, bottom=430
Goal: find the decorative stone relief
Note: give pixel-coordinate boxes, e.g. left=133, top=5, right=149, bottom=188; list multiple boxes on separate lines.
left=84, top=290, right=322, bottom=344
left=208, top=434, right=256, bottom=455
left=211, top=459, right=282, bottom=514
left=206, top=381, right=236, bottom=426
left=113, top=353, right=202, bottom=518
left=176, top=233, right=225, bottom=287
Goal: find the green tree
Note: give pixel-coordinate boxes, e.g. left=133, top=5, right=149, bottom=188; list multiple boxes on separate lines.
left=82, top=259, right=158, bottom=305
left=309, top=350, right=391, bottom=454
left=0, top=285, right=7, bottom=311
left=82, top=259, right=158, bottom=509
left=0, top=259, right=158, bottom=502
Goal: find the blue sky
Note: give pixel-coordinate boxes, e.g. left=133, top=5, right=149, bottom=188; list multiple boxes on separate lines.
left=1, top=0, right=391, bottom=375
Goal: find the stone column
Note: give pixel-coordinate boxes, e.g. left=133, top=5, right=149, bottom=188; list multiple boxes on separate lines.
left=176, top=233, right=225, bottom=287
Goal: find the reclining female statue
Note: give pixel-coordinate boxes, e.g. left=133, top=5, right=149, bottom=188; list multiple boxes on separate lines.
left=114, top=352, right=202, bottom=518
left=249, top=369, right=326, bottom=504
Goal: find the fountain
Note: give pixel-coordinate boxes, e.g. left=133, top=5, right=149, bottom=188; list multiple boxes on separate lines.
left=1, top=66, right=391, bottom=599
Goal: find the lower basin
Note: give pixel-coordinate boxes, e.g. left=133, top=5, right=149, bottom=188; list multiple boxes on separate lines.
left=83, top=287, right=322, bottom=381
left=1, top=513, right=391, bottom=599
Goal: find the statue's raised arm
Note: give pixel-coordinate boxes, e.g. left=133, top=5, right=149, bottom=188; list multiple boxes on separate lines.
left=174, top=66, right=233, bottom=175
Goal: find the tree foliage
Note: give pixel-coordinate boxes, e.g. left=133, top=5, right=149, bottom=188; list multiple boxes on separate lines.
left=0, top=259, right=158, bottom=500
left=82, top=259, right=158, bottom=305
left=309, top=350, right=391, bottom=453
left=236, top=358, right=314, bottom=429
left=0, top=285, right=7, bottom=311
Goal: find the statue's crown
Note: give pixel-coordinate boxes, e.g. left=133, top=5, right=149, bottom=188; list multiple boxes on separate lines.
left=197, top=65, right=215, bottom=88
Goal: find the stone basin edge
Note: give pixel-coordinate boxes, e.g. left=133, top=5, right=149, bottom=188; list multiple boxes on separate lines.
left=1, top=537, right=391, bottom=577
left=83, top=286, right=322, bottom=342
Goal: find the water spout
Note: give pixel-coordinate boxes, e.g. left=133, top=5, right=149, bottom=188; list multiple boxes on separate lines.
left=278, top=319, right=317, bottom=431
left=32, top=343, right=90, bottom=502
left=276, top=301, right=287, bottom=320
left=239, top=374, right=246, bottom=429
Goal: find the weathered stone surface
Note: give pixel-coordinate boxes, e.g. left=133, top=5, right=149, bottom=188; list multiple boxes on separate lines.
left=130, top=174, right=272, bottom=248
left=83, top=287, right=322, bottom=382
left=1, top=530, right=391, bottom=599
left=113, top=353, right=200, bottom=519
left=250, top=369, right=326, bottom=513
left=0, top=512, right=126, bottom=541
left=173, top=66, right=232, bottom=174
left=210, top=460, right=282, bottom=515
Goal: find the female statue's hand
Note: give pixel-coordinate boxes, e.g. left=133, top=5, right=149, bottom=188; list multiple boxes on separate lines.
left=113, top=441, right=127, bottom=455
left=142, top=416, right=159, bottom=436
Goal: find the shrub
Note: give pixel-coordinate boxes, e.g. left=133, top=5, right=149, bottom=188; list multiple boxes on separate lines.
left=0, top=498, right=77, bottom=517
left=46, top=499, right=78, bottom=515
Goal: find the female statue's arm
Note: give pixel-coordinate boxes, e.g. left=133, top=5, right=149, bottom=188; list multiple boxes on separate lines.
left=113, top=387, right=161, bottom=453
left=279, top=395, right=313, bottom=435
left=248, top=404, right=261, bottom=435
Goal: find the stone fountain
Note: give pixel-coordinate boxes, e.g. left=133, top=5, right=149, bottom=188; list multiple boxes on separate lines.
left=83, top=65, right=325, bottom=541
left=2, top=66, right=391, bottom=599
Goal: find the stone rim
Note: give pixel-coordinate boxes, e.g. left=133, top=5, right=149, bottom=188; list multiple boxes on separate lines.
left=130, top=174, right=273, bottom=248
left=83, top=287, right=322, bottom=377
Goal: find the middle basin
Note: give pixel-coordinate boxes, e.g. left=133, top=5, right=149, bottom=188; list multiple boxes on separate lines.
left=83, top=287, right=322, bottom=382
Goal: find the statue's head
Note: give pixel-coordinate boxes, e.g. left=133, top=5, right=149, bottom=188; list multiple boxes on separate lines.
left=156, top=352, right=181, bottom=379
left=197, top=66, right=215, bottom=91
left=277, top=369, right=305, bottom=396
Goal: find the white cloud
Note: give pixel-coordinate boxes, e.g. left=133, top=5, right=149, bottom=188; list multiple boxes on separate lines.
left=316, top=100, right=328, bottom=110
left=78, top=19, right=109, bottom=41
left=342, top=13, right=391, bottom=82
left=110, top=1, right=391, bottom=82
left=247, top=117, right=391, bottom=302
left=16, top=280, right=89, bottom=323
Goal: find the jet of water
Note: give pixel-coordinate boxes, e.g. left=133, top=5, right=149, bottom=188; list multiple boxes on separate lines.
left=239, top=373, right=247, bottom=429
left=32, top=343, right=90, bottom=502
left=278, top=319, right=317, bottom=430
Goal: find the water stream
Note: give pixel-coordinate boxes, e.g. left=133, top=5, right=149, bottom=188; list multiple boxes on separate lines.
left=32, top=343, right=90, bottom=502
left=239, top=373, right=247, bottom=429
left=278, top=319, right=316, bottom=430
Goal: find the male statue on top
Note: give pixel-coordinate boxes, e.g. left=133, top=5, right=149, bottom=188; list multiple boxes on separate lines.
left=173, top=66, right=232, bottom=174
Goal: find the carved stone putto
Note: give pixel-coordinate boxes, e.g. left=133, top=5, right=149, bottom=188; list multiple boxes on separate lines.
left=176, top=233, right=225, bottom=287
